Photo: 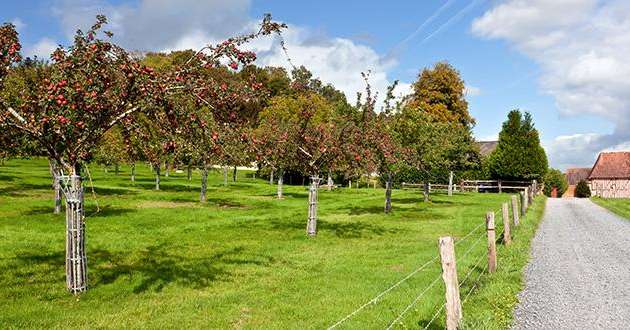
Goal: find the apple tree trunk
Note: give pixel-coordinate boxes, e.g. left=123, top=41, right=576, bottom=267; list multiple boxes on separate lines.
left=306, top=176, right=320, bottom=236
left=327, top=170, right=333, bottom=191
left=423, top=180, right=430, bottom=202
left=130, top=163, right=136, bottom=183
left=277, top=169, right=284, bottom=199
left=154, top=163, right=161, bottom=190
left=65, top=168, right=87, bottom=294
left=384, top=171, right=393, bottom=213
left=200, top=164, right=209, bottom=202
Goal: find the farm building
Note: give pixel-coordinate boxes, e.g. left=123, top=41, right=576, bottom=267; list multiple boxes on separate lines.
left=477, top=141, right=498, bottom=157
left=588, top=151, right=630, bottom=198
left=562, top=167, right=591, bottom=197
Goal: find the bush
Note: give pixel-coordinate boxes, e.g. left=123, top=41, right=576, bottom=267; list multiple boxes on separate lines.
left=575, top=180, right=591, bottom=198
left=543, top=168, right=568, bottom=197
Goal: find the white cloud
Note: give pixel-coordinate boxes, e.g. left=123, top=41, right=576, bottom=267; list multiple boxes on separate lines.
left=472, top=0, right=630, bottom=168
left=51, top=0, right=406, bottom=105
left=11, top=18, right=25, bottom=32
left=25, top=38, right=58, bottom=60
left=465, top=85, right=481, bottom=97
left=53, top=0, right=251, bottom=51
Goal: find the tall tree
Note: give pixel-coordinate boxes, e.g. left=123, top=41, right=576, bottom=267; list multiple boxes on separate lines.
left=488, top=110, right=548, bottom=181
left=408, top=61, right=474, bottom=128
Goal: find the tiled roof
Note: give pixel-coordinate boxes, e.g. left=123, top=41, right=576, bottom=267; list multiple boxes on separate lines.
left=565, top=167, right=591, bottom=185
left=477, top=141, right=498, bottom=157
left=588, top=152, right=630, bottom=179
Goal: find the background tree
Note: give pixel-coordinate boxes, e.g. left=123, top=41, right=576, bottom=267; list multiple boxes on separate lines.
left=354, top=74, right=402, bottom=212
left=93, top=127, right=127, bottom=175
left=260, top=92, right=347, bottom=236
left=488, top=110, right=548, bottom=181
left=407, top=61, right=474, bottom=127
left=401, top=61, right=480, bottom=189
left=543, top=168, right=568, bottom=197
left=575, top=180, right=591, bottom=198
left=394, top=108, right=470, bottom=202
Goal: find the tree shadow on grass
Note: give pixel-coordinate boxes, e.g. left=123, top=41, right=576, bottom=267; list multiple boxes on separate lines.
left=320, top=220, right=400, bottom=238
left=22, top=204, right=135, bottom=217
left=268, top=217, right=399, bottom=238
left=2, top=244, right=274, bottom=293
left=91, top=186, right=138, bottom=196
left=0, top=173, right=17, bottom=181
left=0, top=183, right=53, bottom=196
left=344, top=205, right=385, bottom=215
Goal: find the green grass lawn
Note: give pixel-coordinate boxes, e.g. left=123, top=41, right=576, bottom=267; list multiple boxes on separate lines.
left=0, top=158, right=546, bottom=329
left=591, top=197, right=630, bottom=220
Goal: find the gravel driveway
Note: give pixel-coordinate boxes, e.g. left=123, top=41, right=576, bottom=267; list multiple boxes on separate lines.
left=512, top=198, right=630, bottom=329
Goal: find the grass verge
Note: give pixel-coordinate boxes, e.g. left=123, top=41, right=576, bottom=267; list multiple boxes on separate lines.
left=591, top=197, right=630, bottom=220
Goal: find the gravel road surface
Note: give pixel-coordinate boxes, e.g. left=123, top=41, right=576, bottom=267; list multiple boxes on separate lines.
left=512, top=198, right=630, bottom=329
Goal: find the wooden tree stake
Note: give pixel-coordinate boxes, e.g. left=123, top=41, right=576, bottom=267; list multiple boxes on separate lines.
left=511, top=195, right=520, bottom=226
left=438, top=236, right=462, bottom=330
left=502, top=202, right=511, bottom=245
left=486, top=212, right=497, bottom=273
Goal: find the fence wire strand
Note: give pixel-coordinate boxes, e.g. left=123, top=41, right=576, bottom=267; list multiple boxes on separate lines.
left=385, top=274, right=443, bottom=329
left=327, top=255, right=439, bottom=329
left=330, top=198, right=516, bottom=329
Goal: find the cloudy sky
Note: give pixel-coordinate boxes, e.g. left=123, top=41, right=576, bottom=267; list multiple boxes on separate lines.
left=3, top=0, right=629, bottom=170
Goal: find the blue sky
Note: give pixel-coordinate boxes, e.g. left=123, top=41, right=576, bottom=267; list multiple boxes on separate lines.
left=3, top=0, right=629, bottom=170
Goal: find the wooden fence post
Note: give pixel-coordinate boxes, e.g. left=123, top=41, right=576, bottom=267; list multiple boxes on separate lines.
left=486, top=212, right=497, bottom=273
left=502, top=203, right=511, bottom=245
left=527, top=185, right=533, bottom=206
left=511, top=195, right=520, bottom=226
left=520, top=191, right=527, bottom=217
left=498, top=179, right=502, bottom=193
left=438, top=236, right=462, bottom=330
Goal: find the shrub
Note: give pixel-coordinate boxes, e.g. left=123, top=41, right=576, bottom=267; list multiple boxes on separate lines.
left=575, top=180, right=591, bottom=198
left=543, top=168, right=568, bottom=197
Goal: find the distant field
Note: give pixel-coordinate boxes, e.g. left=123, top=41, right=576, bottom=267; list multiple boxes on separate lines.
left=0, top=158, right=545, bottom=329
left=591, top=197, right=630, bottom=220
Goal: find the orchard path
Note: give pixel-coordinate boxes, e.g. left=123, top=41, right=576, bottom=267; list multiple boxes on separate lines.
left=512, top=198, right=630, bottom=329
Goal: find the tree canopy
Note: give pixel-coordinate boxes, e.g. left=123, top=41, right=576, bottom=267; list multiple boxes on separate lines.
left=488, top=110, right=548, bottom=181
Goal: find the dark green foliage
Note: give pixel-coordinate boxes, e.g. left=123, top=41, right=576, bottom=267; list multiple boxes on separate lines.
left=575, top=180, right=591, bottom=198
left=488, top=110, right=548, bottom=181
left=543, top=168, right=568, bottom=197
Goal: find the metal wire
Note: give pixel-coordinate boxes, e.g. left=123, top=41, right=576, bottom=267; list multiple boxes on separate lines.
left=423, top=303, right=445, bottom=330
left=327, top=255, right=439, bottom=329
left=385, top=274, right=443, bottom=329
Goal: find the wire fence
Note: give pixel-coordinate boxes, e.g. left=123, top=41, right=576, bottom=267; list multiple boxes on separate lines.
left=328, top=188, right=536, bottom=329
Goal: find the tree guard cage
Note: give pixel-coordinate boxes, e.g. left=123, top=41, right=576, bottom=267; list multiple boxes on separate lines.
left=58, top=174, right=87, bottom=294
left=306, top=176, right=321, bottom=236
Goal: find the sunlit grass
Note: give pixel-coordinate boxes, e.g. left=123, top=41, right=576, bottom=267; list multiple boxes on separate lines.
left=0, top=158, right=545, bottom=328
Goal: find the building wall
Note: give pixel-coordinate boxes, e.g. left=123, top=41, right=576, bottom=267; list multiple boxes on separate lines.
left=590, top=179, right=630, bottom=198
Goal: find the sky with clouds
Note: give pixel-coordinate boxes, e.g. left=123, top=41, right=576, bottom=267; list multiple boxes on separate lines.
left=3, top=0, right=629, bottom=170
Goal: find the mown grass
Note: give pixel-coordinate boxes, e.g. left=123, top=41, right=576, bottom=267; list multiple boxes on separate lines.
left=591, top=197, right=630, bottom=220
left=0, top=158, right=545, bottom=329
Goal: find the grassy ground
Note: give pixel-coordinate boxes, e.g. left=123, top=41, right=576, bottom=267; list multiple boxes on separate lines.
left=591, top=197, right=630, bottom=220
left=0, top=158, right=545, bottom=329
